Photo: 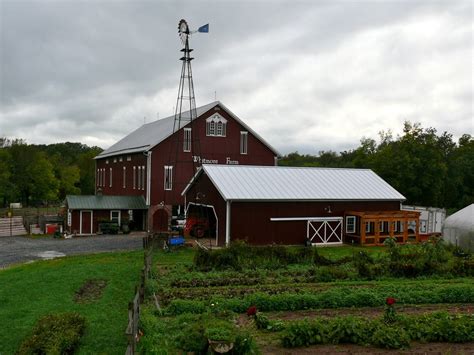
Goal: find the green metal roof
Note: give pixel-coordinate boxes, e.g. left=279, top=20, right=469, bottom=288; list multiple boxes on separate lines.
left=66, top=195, right=148, bottom=210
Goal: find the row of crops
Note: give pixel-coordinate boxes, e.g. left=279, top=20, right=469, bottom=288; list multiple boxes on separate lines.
left=138, top=240, right=474, bottom=353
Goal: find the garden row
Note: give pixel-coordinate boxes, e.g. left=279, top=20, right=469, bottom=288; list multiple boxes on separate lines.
left=277, top=312, right=474, bottom=349
left=191, top=239, right=473, bottom=278
left=163, top=282, right=474, bottom=315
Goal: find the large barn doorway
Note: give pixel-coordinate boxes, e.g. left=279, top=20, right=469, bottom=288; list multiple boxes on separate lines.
left=307, top=217, right=343, bottom=245
left=185, top=203, right=218, bottom=244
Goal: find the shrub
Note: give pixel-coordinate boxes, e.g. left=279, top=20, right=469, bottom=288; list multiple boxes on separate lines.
left=17, top=312, right=86, bottom=355
left=232, top=331, right=260, bottom=354
left=175, top=320, right=208, bottom=353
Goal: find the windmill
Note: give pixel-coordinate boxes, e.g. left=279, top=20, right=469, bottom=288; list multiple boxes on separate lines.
left=172, top=19, right=209, bottom=133
left=162, top=19, right=210, bottom=241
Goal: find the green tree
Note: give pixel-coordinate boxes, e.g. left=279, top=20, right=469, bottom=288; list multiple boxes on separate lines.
left=0, top=149, right=13, bottom=206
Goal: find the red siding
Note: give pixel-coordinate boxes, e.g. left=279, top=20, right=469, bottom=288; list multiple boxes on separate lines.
left=95, top=153, right=147, bottom=197
left=96, top=104, right=276, bottom=210
left=230, top=201, right=401, bottom=245
left=69, top=209, right=134, bottom=234
left=185, top=173, right=401, bottom=246
left=149, top=104, right=276, bottom=206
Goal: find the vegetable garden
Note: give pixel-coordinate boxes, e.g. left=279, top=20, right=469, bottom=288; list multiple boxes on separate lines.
left=138, top=239, right=474, bottom=353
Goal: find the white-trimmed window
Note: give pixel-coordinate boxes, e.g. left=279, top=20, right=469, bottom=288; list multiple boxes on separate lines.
left=133, top=166, right=136, bottom=189
left=109, top=168, right=112, bottom=187
left=365, top=222, right=372, bottom=233
left=97, top=169, right=100, bottom=186
left=127, top=155, right=131, bottom=161
left=113, top=158, right=117, bottom=163
left=379, top=221, right=389, bottom=233
left=206, top=114, right=227, bottom=137
left=183, top=128, right=192, bottom=152
left=119, top=156, right=123, bottom=162
left=137, top=166, right=141, bottom=190
left=110, top=210, right=121, bottom=226
left=345, top=216, right=356, bottom=233
left=106, top=159, right=109, bottom=164
left=164, top=166, right=173, bottom=190
left=123, top=167, right=126, bottom=188
left=240, top=131, right=248, bottom=154
left=395, top=221, right=404, bottom=233
left=141, top=165, right=145, bottom=190
left=102, top=169, right=105, bottom=187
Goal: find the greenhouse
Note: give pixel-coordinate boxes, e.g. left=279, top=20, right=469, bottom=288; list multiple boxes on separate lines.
left=442, top=204, right=474, bottom=251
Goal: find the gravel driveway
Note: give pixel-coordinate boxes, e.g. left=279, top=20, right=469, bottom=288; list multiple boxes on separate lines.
left=0, top=234, right=145, bottom=268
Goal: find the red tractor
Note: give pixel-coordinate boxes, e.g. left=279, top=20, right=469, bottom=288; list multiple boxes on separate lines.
left=184, top=216, right=210, bottom=238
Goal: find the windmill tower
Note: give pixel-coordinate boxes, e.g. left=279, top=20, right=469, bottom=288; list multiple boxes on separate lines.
left=173, top=19, right=198, bottom=133
left=161, top=19, right=209, bottom=227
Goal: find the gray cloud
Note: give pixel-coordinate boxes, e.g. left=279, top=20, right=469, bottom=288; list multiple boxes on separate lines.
left=0, top=0, right=472, bottom=154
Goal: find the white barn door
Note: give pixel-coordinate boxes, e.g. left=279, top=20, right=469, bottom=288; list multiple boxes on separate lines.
left=307, top=217, right=343, bottom=245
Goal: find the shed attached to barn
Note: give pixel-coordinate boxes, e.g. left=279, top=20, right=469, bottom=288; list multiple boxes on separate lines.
left=183, top=165, right=420, bottom=246
left=65, top=195, right=148, bottom=235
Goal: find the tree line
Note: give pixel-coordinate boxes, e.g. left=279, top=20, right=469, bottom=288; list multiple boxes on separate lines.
left=1, top=122, right=472, bottom=210
left=0, top=138, right=102, bottom=207
left=279, top=122, right=473, bottom=211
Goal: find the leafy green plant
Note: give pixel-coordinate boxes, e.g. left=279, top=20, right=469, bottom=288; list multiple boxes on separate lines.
left=17, top=312, right=86, bottom=355
left=370, top=324, right=410, bottom=349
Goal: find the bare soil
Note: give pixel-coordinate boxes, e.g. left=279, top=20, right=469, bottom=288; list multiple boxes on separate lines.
left=260, top=342, right=474, bottom=354
left=266, top=304, right=474, bottom=321
left=74, top=278, right=108, bottom=303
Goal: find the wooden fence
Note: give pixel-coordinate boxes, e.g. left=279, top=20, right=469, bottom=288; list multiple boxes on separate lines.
left=125, top=235, right=153, bottom=355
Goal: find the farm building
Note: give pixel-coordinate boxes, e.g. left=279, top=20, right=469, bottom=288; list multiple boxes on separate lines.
left=183, top=164, right=421, bottom=246
left=65, top=195, right=147, bottom=235
left=91, top=101, right=278, bottom=233
left=442, top=204, right=474, bottom=251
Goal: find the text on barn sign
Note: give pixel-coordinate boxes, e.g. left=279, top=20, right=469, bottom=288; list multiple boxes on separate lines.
left=192, top=156, right=239, bottom=165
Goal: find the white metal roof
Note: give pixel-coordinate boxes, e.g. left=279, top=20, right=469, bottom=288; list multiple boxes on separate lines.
left=96, top=101, right=279, bottom=159
left=184, top=165, right=406, bottom=201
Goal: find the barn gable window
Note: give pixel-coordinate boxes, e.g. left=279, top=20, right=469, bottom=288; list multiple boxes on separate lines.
left=206, top=114, right=227, bottom=137
left=345, top=216, right=356, bottom=233
left=240, top=131, right=248, bottom=154
left=109, top=168, right=112, bottom=187
left=164, top=166, right=173, bottom=190
left=183, top=128, right=192, bottom=152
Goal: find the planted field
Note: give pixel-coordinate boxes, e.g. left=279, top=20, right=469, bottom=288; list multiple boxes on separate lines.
left=139, top=241, right=474, bottom=353
left=0, top=251, right=142, bottom=354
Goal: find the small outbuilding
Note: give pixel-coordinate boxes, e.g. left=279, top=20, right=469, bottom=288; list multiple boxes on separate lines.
left=65, top=195, right=148, bottom=235
left=183, top=165, right=420, bottom=246
left=442, top=204, right=474, bottom=251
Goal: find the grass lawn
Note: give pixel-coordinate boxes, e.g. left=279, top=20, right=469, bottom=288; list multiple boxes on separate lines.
left=0, top=250, right=143, bottom=354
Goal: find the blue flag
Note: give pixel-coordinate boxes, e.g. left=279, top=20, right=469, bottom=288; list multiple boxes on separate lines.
left=198, top=24, right=209, bottom=33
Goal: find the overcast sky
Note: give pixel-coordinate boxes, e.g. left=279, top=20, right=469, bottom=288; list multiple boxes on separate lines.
left=0, top=0, right=472, bottom=155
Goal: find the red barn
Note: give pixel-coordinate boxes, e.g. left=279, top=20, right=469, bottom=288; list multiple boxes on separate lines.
left=92, top=101, right=278, bottom=232
left=183, top=165, right=420, bottom=246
